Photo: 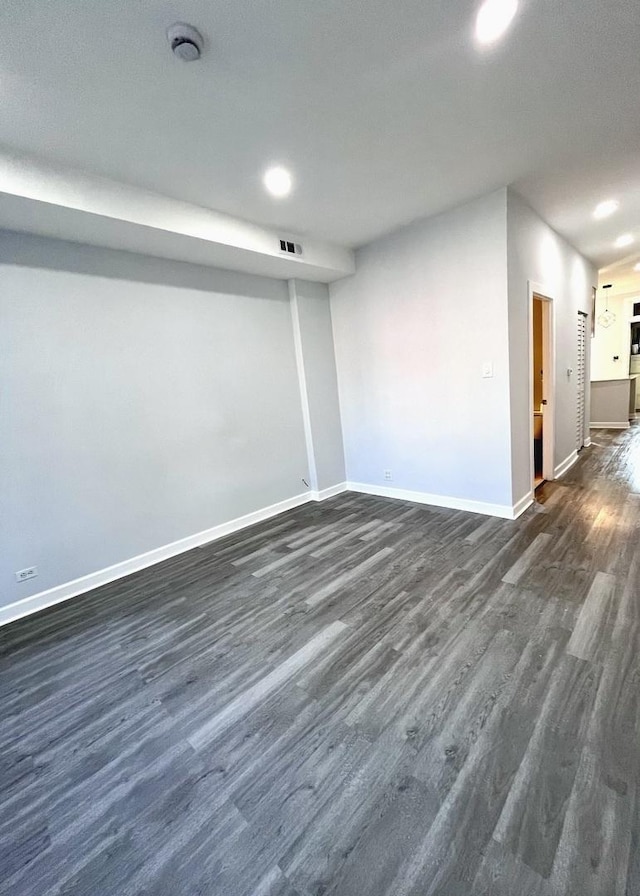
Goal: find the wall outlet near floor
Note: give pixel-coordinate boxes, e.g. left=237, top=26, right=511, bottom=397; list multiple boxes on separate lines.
left=384, top=470, right=393, bottom=480
left=15, top=566, right=38, bottom=583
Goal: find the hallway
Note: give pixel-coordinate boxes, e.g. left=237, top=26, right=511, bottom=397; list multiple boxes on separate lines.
left=1, top=426, right=639, bottom=895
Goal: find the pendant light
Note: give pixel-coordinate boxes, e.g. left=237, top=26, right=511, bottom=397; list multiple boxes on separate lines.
left=597, top=284, right=616, bottom=329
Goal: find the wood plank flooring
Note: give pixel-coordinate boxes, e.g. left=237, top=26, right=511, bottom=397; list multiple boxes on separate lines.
left=1, top=426, right=639, bottom=895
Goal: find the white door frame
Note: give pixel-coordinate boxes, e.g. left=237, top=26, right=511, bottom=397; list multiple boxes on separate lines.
left=529, top=281, right=556, bottom=486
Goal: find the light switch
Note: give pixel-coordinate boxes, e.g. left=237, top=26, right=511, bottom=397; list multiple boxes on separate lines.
left=482, top=361, right=494, bottom=378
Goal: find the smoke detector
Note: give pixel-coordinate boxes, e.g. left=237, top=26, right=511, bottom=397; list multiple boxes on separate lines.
left=167, top=23, right=204, bottom=61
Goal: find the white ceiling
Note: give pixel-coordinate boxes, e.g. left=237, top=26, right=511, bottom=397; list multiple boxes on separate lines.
left=1, top=0, right=640, bottom=286
left=0, top=150, right=355, bottom=281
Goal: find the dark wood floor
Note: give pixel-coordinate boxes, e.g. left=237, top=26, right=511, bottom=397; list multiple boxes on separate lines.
left=2, top=427, right=639, bottom=896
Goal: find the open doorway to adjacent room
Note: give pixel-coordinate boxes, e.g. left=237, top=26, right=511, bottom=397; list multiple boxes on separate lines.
left=530, top=289, right=555, bottom=490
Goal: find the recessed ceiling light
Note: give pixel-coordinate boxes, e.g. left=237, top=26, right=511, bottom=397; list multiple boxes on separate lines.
left=615, top=233, right=634, bottom=248
left=593, top=199, right=619, bottom=220
left=634, top=262, right=640, bottom=272
left=263, top=166, right=293, bottom=198
left=475, top=0, right=518, bottom=45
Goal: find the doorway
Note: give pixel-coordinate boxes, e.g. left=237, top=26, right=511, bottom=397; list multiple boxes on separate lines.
left=532, top=299, right=544, bottom=486
left=530, top=287, right=555, bottom=491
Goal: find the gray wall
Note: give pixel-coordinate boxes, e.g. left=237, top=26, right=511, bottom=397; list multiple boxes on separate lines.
left=506, top=191, right=596, bottom=503
left=0, top=190, right=599, bottom=611
left=290, top=279, right=346, bottom=492
left=330, top=190, right=514, bottom=509
left=590, top=379, right=634, bottom=426
left=0, top=233, right=312, bottom=607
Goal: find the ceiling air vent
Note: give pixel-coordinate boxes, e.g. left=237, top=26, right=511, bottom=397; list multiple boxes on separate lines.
left=279, top=239, right=303, bottom=256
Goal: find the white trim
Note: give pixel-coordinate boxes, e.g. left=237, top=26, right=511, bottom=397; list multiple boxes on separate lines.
left=1, top=478, right=532, bottom=628
left=584, top=437, right=592, bottom=448
left=289, top=279, right=318, bottom=491
left=590, top=422, right=630, bottom=430
left=554, top=450, right=579, bottom=479
left=1, top=488, right=349, bottom=628
left=346, top=481, right=520, bottom=520
left=512, top=492, right=534, bottom=519
left=311, top=482, right=347, bottom=501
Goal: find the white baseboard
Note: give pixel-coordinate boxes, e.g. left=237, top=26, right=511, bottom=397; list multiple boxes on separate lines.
left=590, top=422, right=630, bottom=430
left=311, top=482, right=348, bottom=501
left=0, top=477, right=542, bottom=628
left=554, top=450, right=579, bottom=479
left=512, top=493, right=534, bottom=519
left=0, top=486, right=346, bottom=628
left=584, top=437, right=592, bottom=448
left=346, top=481, right=520, bottom=520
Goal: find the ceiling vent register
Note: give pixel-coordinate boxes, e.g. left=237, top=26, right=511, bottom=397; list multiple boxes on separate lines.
left=279, top=240, right=303, bottom=256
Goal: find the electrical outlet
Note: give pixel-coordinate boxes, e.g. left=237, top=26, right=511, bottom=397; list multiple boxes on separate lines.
left=384, top=470, right=393, bottom=481
left=15, top=566, right=38, bottom=583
